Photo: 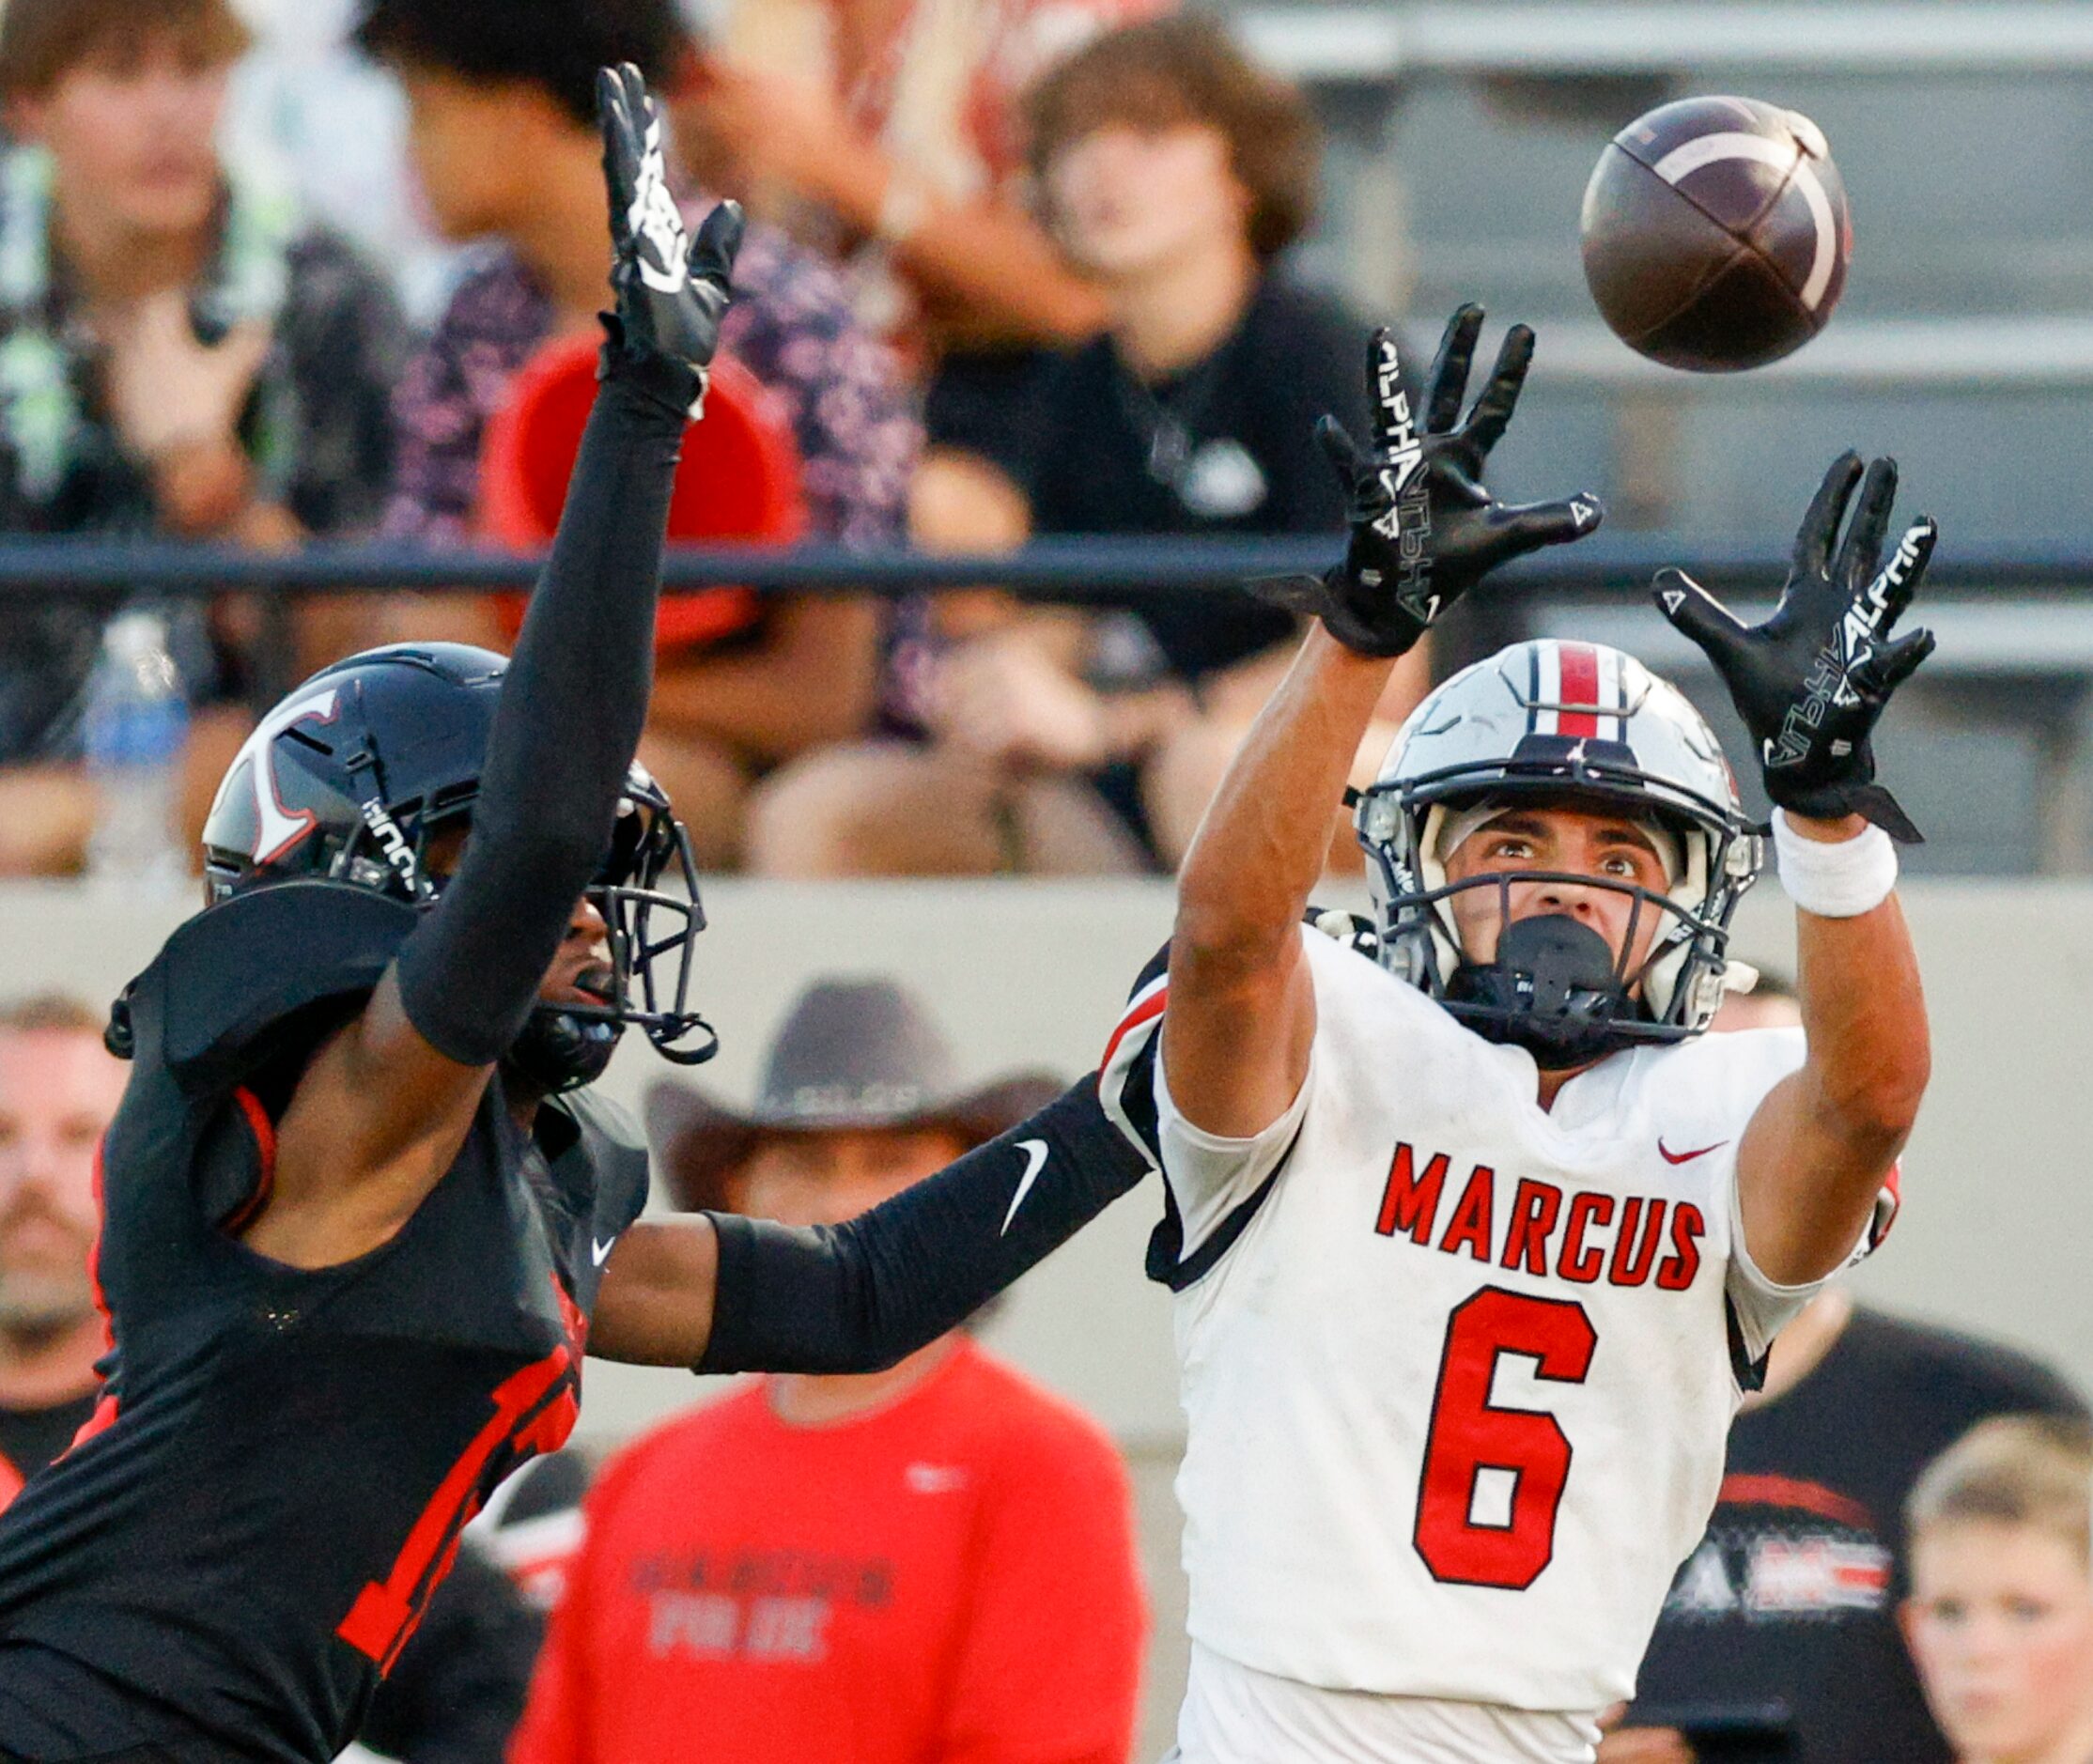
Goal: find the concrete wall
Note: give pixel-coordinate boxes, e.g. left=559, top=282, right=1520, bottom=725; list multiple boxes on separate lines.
left=4, top=877, right=2087, bottom=1756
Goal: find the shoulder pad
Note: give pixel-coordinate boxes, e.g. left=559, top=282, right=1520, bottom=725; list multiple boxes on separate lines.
left=130, top=881, right=419, bottom=1092
left=548, top=1088, right=651, bottom=1232
left=555, top=1089, right=648, bottom=1163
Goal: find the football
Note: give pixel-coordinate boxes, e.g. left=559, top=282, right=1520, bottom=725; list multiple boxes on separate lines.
left=1580, top=95, right=1852, bottom=372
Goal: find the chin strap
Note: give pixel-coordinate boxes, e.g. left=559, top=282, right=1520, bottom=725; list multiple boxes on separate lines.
left=1445, top=914, right=1634, bottom=1069
left=504, top=1009, right=623, bottom=1097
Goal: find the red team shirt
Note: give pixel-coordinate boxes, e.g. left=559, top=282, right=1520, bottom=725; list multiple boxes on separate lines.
left=511, top=1338, right=1146, bottom=1764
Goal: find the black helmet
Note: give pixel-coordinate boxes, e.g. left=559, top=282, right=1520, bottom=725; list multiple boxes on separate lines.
left=201, top=642, right=715, bottom=1089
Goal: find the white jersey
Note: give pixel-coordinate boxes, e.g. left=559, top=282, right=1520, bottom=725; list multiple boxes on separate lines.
left=1102, top=926, right=1888, bottom=1740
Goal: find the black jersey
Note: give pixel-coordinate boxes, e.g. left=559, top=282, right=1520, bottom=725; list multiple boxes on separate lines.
left=0, top=882, right=648, bottom=1764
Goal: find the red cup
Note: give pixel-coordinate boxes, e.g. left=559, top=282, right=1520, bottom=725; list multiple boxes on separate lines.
left=479, top=335, right=807, bottom=651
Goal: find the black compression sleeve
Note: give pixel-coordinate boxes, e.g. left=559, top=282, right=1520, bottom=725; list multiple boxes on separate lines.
left=697, top=1075, right=1152, bottom=1375
left=395, top=355, right=686, bottom=1066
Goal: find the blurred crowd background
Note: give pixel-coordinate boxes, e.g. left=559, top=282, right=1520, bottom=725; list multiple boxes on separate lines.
left=9, top=0, right=2093, bottom=891
left=7, top=1, right=2093, bottom=1762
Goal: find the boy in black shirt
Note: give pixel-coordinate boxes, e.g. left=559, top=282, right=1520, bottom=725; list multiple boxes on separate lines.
left=752, top=18, right=1425, bottom=876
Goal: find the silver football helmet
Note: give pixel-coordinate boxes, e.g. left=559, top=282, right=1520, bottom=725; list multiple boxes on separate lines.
left=1357, top=639, right=1763, bottom=1055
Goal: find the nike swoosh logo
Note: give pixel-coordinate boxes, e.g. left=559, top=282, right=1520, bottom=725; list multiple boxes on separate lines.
left=591, top=1235, right=617, bottom=1267
left=1001, top=1139, right=1048, bottom=1236
left=1658, top=1139, right=1728, bottom=1166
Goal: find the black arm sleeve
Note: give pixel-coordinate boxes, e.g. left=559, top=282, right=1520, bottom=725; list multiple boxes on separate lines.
left=697, top=1075, right=1152, bottom=1375
left=394, top=354, right=686, bottom=1066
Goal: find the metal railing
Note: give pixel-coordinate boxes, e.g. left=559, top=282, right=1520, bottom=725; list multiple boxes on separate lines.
left=4, top=534, right=2093, bottom=603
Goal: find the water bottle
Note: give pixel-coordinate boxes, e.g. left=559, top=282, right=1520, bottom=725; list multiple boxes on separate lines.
left=83, top=611, right=190, bottom=894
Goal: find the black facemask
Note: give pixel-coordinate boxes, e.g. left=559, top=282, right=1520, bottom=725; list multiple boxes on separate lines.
left=1445, top=913, right=1635, bottom=1070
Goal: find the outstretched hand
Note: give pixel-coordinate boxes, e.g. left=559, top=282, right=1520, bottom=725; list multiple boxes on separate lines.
left=1256, top=306, right=1604, bottom=658
left=1654, top=453, right=1936, bottom=841
left=598, top=62, right=742, bottom=418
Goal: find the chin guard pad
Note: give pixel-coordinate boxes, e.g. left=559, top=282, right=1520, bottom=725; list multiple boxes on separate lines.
left=1446, top=913, right=1632, bottom=1069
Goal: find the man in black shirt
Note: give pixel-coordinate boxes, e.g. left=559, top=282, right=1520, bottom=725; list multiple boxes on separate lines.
left=1613, top=986, right=2085, bottom=1764
left=0, top=66, right=1150, bottom=1764
left=751, top=17, right=1423, bottom=876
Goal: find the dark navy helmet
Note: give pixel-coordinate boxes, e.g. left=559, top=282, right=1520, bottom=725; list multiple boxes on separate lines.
left=201, top=642, right=715, bottom=1089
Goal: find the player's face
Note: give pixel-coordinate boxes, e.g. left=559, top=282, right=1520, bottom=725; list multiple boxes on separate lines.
left=737, top=1125, right=972, bottom=1231
left=1902, top=1521, right=2093, bottom=1762
left=1046, top=120, right=1252, bottom=282
left=10, top=30, right=227, bottom=240
left=395, top=69, right=546, bottom=243
left=1441, top=806, right=1670, bottom=982
left=0, top=1029, right=126, bottom=1335
left=539, top=896, right=617, bottom=1010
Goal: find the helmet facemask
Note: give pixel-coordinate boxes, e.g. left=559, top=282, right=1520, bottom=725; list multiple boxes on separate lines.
left=506, top=772, right=719, bottom=1095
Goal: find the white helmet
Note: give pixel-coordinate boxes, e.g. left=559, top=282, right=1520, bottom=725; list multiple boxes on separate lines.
left=1357, top=639, right=1762, bottom=1056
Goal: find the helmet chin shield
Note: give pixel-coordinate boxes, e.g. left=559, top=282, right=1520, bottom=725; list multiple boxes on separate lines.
left=1447, top=911, right=1630, bottom=1069
left=1434, top=880, right=1702, bottom=1067
left=1359, top=640, right=1763, bottom=1056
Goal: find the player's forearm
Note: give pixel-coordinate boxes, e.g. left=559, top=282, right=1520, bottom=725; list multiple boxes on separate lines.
left=696, top=1078, right=1149, bottom=1375
left=1175, top=626, right=1395, bottom=967
left=1739, top=816, right=1930, bottom=1282
left=395, top=367, right=684, bottom=1064
left=1791, top=815, right=1930, bottom=1152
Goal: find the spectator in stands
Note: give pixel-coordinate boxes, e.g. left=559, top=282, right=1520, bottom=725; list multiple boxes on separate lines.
left=750, top=17, right=1421, bottom=875
left=1901, top=1416, right=2093, bottom=1764
left=357, top=0, right=918, bottom=871
left=0, top=993, right=540, bottom=1762
left=1605, top=979, right=2087, bottom=1764
left=511, top=978, right=1147, bottom=1764
left=0, top=0, right=405, bottom=876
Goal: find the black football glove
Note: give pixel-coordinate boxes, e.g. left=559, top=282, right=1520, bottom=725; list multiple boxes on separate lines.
left=598, top=62, right=741, bottom=419
left=1653, top=452, right=1937, bottom=843
left=1255, top=306, right=1605, bottom=658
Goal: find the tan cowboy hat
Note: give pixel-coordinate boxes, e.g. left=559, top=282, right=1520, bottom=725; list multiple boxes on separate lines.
left=645, top=977, right=1062, bottom=1212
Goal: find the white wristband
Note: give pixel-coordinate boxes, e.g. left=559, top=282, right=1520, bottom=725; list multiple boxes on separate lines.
left=1772, top=809, right=1898, bottom=917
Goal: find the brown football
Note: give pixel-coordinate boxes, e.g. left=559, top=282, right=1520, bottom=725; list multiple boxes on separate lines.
left=1580, top=95, right=1852, bottom=372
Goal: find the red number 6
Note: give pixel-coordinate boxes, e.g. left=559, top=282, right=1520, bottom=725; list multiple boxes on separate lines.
left=1415, top=1287, right=1597, bottom=1589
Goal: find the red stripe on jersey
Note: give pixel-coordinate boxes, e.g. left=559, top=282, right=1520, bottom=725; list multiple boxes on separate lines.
left=1100, top=986, right=1168, bottom=1076
left=221, top=1087, right=279, bottom=1235
left=1557, top=643, right=1600, bottom=737
left=338, top=1346, right=576, bottom=1669
left=0, top=1452, right=23, bottom=1513
left=68, top=1392, right=118, bottom=1454
left=1717, top=1473, right=1873, bottom=1531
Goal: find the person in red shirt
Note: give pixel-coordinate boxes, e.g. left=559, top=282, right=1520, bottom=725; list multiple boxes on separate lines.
left=513, top=978, right=1148, bottom=1764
